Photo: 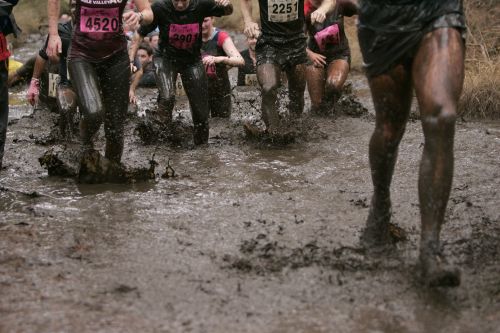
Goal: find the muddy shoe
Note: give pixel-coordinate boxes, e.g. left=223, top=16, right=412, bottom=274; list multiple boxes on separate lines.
left=243, top=122, right=266, bottom=139
left=135, top=118, right=162, bottom=145
left=39, top=145, right=81, bottom=177
left=266, top=129, right=297, bottom=145
left=361, top=200, right=408, bottom=248
left=419, top=250, right=461, bottom=287
left=78, top=149, right=127, bottom=184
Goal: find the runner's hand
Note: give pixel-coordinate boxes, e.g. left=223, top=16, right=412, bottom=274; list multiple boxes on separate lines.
left=123, top=11, right=141, bottom=30
left=202, top=55, right=216, bottom=66
left=129, top=89, right=137, bottom=105
left=47, top=34, right=62, bottom=57
left=311, top=9, right=327, bottom=24
left=27, top=78, right=40, bottom=106
left=307, top=49, right=326, bottom=68
left=244, top=22, right=260, bottom=39
left=215, top=0, right=230, bottom=6
left=130, top=63, right=138, bottom=73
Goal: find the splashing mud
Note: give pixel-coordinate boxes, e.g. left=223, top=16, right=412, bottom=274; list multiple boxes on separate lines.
left=1, top=42, right=499, bottom=332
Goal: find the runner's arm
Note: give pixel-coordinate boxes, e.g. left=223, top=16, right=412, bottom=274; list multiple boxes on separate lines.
left=26, top=55, right=47, bottom=106
left=124, top=0, right=153, bottom=29
left=219, top=37, right=244, bottom=67
left=311, top=0, right=336, bottom=24
left=129, top=68, right=144, bottom=104
left=214, top=0, right=233, bottom=15
left=241, top=0, right=260, bottom=38
left=46, top=0, right=61, bottom=57
left=128, top=32, right=145, bottom=73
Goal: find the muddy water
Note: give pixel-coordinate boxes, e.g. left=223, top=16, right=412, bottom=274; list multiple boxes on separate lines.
left=1, top=38, right=500, bottom=332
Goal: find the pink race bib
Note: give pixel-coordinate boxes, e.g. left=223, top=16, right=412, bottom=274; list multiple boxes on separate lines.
left=202, top=53, right=217, bottom=77
left=314, top=24, right=340, bottom=52
left=0, top=33, right=10, bottom=61
left=169, top=24, right=199, bottom=50
left=80, top=7, right=120, bottom=34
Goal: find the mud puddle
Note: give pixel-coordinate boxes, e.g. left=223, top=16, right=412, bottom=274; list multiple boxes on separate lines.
left=1, top=38, right=499, bottom=332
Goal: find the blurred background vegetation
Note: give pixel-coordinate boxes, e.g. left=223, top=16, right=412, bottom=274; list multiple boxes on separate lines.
left=11, top=0, right=499, bottom=118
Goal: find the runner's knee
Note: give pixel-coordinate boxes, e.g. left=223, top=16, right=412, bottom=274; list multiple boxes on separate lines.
left=421, top=102, right=457, bottom=131
left=261, top=80, right=279, bottom=96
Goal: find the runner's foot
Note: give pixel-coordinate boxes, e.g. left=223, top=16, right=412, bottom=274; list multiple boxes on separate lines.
left=361, top=197, right=407, bottom=247
left=419, top=246, right=461, bottom=287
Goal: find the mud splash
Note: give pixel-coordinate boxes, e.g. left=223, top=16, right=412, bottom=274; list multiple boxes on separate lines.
left=1, top=41, right=499, bottom=332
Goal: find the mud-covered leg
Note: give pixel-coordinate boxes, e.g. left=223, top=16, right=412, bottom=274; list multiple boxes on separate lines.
left=257, top=63, right=281, bottom=132
left=100, top=52, right=130, bottom=163
left=56, top=84, right=78, bottom=142
left=0, top=60, right=8, bottom=168
left=181, top=62, right=210, bottom=145
left=324, top=59, right=350, bottom=114
left=305, top=64, right=326, bottom=114
left=69, top=60, right=104, bottom=152
left=361, top=64, right=413, bottom=247
left=413, top=28, right=464, bottom=287
left=285, top=63, right=306, bottom=118
left=154, top=57, right=177, bottom=125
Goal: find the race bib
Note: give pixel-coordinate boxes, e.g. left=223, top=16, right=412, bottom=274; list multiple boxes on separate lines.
left=202, top=54, right=217, bottom=77
left=48, top=73, right=60, bottom=98
left=169, top=24, right=199, bottom=50
left=314, top=24, right=340, bottom=52
left=175, top=74, right=186, bottom=96
left=0, top=33, right=10, bottom=61
left=268, top=0, right=298, bottom=23
left=245, top=74, right=258, bottom=87
left=80, top=7, right=120, bottom=33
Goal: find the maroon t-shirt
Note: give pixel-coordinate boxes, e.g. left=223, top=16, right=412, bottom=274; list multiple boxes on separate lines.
left=69, top=0, right=128, bottom=61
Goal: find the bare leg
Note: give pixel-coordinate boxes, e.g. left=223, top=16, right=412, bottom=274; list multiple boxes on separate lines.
left=361, top=64, right=413, bottom=246
left=305, top=64, right=325, bottom=113
left=154, top=57, right=177, bottom=125
left=413, top=28, right=464, bottom=286
left=69, top=60, right=104, bottom=151
left=285, top=63, right=306, bottom=118
left=324, top=59, right=349, bottom=112
left=56, top=85, right=78, bottom=142
left=257, top=63, right=281, bottom=132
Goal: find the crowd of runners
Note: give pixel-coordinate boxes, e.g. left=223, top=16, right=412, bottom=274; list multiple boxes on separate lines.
left=1, top=0, right=466, bottom=287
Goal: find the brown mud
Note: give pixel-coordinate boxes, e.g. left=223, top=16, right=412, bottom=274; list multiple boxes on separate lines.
left=1, top=71, right=499, bottom=332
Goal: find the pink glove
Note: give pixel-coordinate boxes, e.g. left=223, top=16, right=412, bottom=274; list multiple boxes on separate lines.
left=27, top=78, right=40, bottom=106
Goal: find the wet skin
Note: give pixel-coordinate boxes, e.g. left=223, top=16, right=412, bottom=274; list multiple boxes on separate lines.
left=56, top=86, right=78, bottom=142
left=69, top=52, right=130, bottom=163
left=257, top=63, right=306, bottom=132
left=306, top=58, right=350, bottom=113
left=363, top=27, right=465, bottom=285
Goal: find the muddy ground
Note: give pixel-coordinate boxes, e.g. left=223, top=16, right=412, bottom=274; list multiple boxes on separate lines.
left=1, top=68, right=499, bottom=332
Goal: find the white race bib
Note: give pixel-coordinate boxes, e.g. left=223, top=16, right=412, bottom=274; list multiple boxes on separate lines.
left=48, top=73, right=60, bottom=98
left=268, top=0, right=298, bottom=23
left=245, top=74, right=258, bottom=87
left=175, top=74, right=186, bottom=96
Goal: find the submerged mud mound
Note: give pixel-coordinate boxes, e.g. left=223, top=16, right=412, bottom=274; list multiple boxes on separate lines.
left=39, top=147, right=156, bottom=183
left=39, top=145, right=81, bottom=177
left=221, top=234, right=410, bottom=276
left=78, top=150, right=156, bottom=184
left=135, top=117, right=193, bottom=146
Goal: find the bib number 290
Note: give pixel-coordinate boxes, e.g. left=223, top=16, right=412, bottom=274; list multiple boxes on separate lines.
left=169, top=24, right=199, bottom=50
left=268, top=0, right=298, bottom=23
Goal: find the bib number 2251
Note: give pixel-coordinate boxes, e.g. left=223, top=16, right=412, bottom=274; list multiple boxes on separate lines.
left=268, top=0, right=298, bottom=23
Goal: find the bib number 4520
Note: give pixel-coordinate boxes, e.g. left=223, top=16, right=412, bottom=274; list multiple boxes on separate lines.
left=80, top=7, right=120, bottom=33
